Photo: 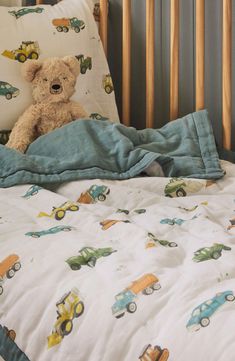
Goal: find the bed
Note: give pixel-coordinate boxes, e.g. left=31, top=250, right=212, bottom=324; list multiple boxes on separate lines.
left=0, top=1, right=235, bottom=361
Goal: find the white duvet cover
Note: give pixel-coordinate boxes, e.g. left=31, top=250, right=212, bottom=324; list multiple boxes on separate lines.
left=1, top=160, right=235, bottom=361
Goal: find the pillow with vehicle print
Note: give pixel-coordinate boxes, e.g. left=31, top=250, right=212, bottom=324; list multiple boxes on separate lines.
left=0, top=0, right=119, bottom=132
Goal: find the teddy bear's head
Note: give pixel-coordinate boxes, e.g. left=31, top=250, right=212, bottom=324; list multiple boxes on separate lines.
left=22, top=56, right=80, bottom=104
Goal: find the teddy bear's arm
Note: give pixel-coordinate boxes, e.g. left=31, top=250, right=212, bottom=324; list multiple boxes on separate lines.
left=70, top=101, right=88, bottom=120
left=6, top=105, right=41, bottom=153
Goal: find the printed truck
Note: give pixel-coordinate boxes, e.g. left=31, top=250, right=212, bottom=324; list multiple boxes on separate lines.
left=147, top=232, right=178, bottom=248
left=52, top=18, right=85, bottom=33
left=77, top=185, right=110, bottom=204
left=66, top=246, right=117, bottom=270
left=186, top=290, right=235, bottom=331
left=139, top=344, right=169, bottom=361
left=8, top=7, right=44, bottom=19
left=2, top=41, right=40, bottom=63
left=0, top=81, right=19, bottom=100
left=103, top=74, right=114, bottom=94
left=89, top=113, right=109, bottom=121
left=0, top=325, right=30, bottom=361
left=0, top=255, right=21, bottom=295
left=227, top=217, right=235, bottom=230
left=75, top=55, right=92, bottom=74
left=193, top=243, right=231, bottom=262
left=25, top=225, right=74, bottom=238
left=164, top=178, right=204, bottom=198
left=100, top=219, right=130, bottom=230
left=47, top=288, right=84, bottom=348
left=112, top=274, right=161, bottom=318
left=38, top=201, right=79, bottom=220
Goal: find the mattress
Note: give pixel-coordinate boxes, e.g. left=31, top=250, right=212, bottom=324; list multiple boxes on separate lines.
left=1, top=160, right=235, bottom=361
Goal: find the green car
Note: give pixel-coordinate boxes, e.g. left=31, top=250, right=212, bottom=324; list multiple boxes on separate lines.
left=9, top=7, right=44, bottom=19
left=66, top=246, right=117, bottom=270
left=0, top=81, right=19, bottom=100
left=193, top=243, right=231, bottom=262
left=148, top=232, right=178, bottom=248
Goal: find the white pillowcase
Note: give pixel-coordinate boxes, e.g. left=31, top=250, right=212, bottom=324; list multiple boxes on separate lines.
left=0, top=0, right=119, bottom=130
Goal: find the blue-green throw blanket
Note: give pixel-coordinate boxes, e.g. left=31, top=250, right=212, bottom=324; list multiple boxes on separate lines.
left=0, top=110, right=224, bottom=187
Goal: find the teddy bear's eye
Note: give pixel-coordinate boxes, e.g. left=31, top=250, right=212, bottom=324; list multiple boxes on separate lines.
left=43, top=78, right=48, bottom=82
left=63, top=77, right=68, bottom=81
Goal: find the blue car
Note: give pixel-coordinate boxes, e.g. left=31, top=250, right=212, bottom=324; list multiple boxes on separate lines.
left=25, top=225, right=74, bottom=238
left=22, top=185, right=42, bottom=199
left=160, top=218, right=185, bottom=226
left=187, top=290, right=235, bottom=331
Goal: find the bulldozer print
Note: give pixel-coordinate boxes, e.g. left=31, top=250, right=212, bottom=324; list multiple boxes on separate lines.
left=2, top=41, right=40, bottom=63
left=47, top=288, right=84, bottom=348
left=75, top=54, right=92, bottom=74
left=38, top=201, right=79, bottom=221
left=0, top=254, right=21, bottom=296
left=102, top=74, right=114, bottom=94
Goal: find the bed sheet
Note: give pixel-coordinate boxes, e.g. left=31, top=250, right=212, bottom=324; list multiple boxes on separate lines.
left=0, top=160, right=235, bottom=361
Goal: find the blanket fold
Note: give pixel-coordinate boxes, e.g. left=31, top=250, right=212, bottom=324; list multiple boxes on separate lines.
left=0, top=110, right=224, bottom=187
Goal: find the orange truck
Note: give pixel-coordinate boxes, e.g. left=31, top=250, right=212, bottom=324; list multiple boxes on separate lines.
left=139, top=344, right=169, bottom=361
left=52, top=17, right=85, bottom=33
left=112, top=274, right=161, bottom=318
left=0, top=254, right=21, bottom=295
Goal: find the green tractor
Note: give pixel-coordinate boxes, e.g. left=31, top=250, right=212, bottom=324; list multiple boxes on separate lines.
left=193, top=243, right=231, bottom=262
left=75, top=55, right=92, bottom=74
left=66, top=246, right=116, bottom=270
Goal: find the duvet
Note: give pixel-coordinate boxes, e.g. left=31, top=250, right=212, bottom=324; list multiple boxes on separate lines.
left=1, top=160, right=235, bottom=361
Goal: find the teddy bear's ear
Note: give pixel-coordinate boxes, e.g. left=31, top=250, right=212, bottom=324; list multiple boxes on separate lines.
left=21, top=60, right=43, bottom=82
left=62, top=56, right=80, bottom=77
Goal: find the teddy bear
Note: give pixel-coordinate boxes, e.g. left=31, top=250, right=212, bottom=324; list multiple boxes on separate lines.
left=6, top=56, right=88, bottom=153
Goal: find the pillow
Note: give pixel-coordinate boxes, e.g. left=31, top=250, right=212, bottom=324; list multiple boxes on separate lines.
left=0, top=0, right=119, bottom=130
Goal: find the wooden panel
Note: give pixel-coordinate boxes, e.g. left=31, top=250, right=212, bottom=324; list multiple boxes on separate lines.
left=122, top=0, right=131, bottom=126
left=100, top=0, right=108, bottom=56
left=170, top=0, right=179, bottom=121
left=146, top=0, right=155, bottom=128
left=36, top=0, right=44, bottom=4
left=195, top=0, right=205, bottom=110
left=222, top=0, right=232, bottom=150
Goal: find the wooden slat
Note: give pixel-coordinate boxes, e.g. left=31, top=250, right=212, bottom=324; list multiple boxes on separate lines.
left=222, top=0, right=232, bottom=150
left=100, top=0, right=108, bottom=56
left=122, top=0, right=131, bottom=126
left=36, top=0, right=44, bottom=4
left=195, top=0, right=205, bottom=110
left=170, top=0, right=179, bottom=121
left=146, top=0, right=155, bottom=128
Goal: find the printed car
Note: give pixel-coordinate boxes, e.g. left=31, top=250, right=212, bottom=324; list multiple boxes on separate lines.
left=77, top=185, right=110, bottom=204
left=25, top=225, right=74, bottom=238
left=66, top=246, right=117, bottom=270
left=193, top=243, right=231, bottom=262
left=38, top=201, right=79, bottom=220
left=22, top=185, right=42, bottom=199
left=8, top=7, right=44, bottom=19
left=164, top=178, right=204, bottom=198
left=89, top=113, right=109, bottom=121
left=186, top=290, right=235, bottom=331
left=160, top=215, right=197, bottom=226
left=0, top=81, right=19, bottom=100
left=147, top=232, right=178, bottom=248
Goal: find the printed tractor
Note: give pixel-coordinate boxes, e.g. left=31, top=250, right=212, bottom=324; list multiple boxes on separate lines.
left=38, top=201, right=79, bottom=220
left=52, top=17, right=85, bottom=33
left=75, top=55, right=92, bottom=74
left=102, top=74, right=114, bottom=94
left=47, top=288, right=84, bottom=348
left=2, top=41, right=40, bottom=63
left=77, top=185, right=110, bottom=204
left=0, top=255, right=21, bottom=295
left=164, top=178, right=204, bottom=198
left=139, top=344, right=169, bottom=361
left=112, top=274, right=161, bottom=318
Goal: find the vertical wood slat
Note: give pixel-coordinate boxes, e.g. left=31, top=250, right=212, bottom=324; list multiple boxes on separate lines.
left=146, top=0, right=155, bottom=128
left=36, top=0, right=44, bottom=4
left=122, top=0, right=131, bottom=126
left=170, top=0, right=179, bottom=121
left=222, top=0, right=232, bottom=150
left=100, top=0, right=108, bottom=56
left=195, top=0, right=205, bottom=110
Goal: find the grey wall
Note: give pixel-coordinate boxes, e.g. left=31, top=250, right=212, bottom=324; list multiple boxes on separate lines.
left=108, top=0, right=235, bottom=149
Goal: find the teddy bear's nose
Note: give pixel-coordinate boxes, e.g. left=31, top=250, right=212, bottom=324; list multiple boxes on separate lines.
left=52, top=84, right=61, bottom=90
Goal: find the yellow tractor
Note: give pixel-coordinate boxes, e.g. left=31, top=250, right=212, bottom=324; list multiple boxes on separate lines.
left=2, top=41, right=40, bottom=63
left=47, top=288, right=84, bottom=348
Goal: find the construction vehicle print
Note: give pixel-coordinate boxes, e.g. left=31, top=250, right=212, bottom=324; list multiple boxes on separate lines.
left=0, top=325, right=30, bottom=361
left=47, top=288, right=84, bottom=348
left=75, top=55, right=92, bottom=74
left=100, top=219, right=130, bottom=230
left=89, top=113, right=109, bottom=121
left=146, top=232, right=178, bottom=249
left=2, top=41, right=40, bottom=63
left=66, top=246, right=117, bottom=270
left=22, top=185, right=42, bottom=199
left=112, top=274, right=161, bottom=318
left=0, top=81, right=19, bottom=100
left=8, top=7, right=44, bottom=19
left=139, top=344, right=169, bottom=361
left=164, top=178, right=206, bottom=198
left=77, top=185, right=110, bottom=204
left=102, top=74, right=114, bottom=94
left=227, top=217, right=235, bottom=230
left=178, top=201, right=208, bottom=212
left=38, top=201, right=79, bottom=221
left=0, top=254, right=21, bottom=296
left=52, top=18, right=85, bottom=33
left=193, top=243, right=231, bottom=262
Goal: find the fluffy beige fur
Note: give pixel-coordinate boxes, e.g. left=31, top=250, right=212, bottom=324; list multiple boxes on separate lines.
left=6, top=56, right=88, bottom=153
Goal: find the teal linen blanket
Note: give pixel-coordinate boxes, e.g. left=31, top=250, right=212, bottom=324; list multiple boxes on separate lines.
left=0, top=110, right=224, bottom=187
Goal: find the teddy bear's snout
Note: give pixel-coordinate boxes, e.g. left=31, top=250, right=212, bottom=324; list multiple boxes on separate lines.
left=50, top=79, right=63, bottom=95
